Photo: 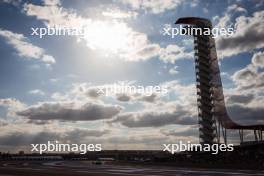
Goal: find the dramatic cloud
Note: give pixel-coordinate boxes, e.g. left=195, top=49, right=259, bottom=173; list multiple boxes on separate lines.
left=65, top=82, right=165, bottom=104
left=161, top=126, right=198, bottom=137
left=85, top=88, right=102, bottom=99
left=222, top=51, right=264, bottom=125
left=117, top=0, right=184, bottom=14
left=105, top=134, right=171, bottom=150
left=130, top=44, right=160, bottom=61
left=159, top=45, right=193, bottom=63
left=0, top=98, right=26, bottom=118
left=217, top=11, right=264, bottom=58
left=111, top=105, right=196, bottom=128
left=17, top=102, right=122, bottom=121
left=232, top=67, right=258, bottom=88
left=0, top=120, right=8, bottom=127
left=23, top=2, right=190, bottom=63
left=23, top=2, right=154, bottom=61
left=226, top=4, right=247, bottom=14
left=66, top=128, right=110, bottom=139
left=0, top=98, right=25, bottom=108
left=0, top=128, right=109, bottom=146
left=227, top=94, right=254, bottom=104
left=43, top=0, right=61, bottom=6
left=28, top=89, right=45, bottom=96
left=169, top=66, right=179, bottom=75
left=1, top=0, right=22, bottom=6
left=232, top=52, right=264, bottom=91
left=137, top=94, right=157, bottom=103
left=115, top=92, right=159, bottom=103
left=227, top=104, right=264, bottom=125
left=102, top=8, right=138, bottom=19
left=252, top=51, right=264, bottom=68
left=116, top=94, right=131, bottom=102
left=0, top=29, right=56, bottom=65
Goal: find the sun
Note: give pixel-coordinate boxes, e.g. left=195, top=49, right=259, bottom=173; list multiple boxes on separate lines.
left=82, top=20, right=133, bottom=54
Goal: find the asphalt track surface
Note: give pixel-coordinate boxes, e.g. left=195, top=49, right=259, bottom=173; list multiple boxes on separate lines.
left=0, top=161, right=263, bottom=176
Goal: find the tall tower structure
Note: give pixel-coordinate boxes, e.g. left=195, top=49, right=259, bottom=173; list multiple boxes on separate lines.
left=175, top=18, right=218, bottom=144
left=175, top=17, right=264, bottom=145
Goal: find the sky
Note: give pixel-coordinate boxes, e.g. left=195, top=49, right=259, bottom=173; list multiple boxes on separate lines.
left=0, top=0, right=263, bottom=152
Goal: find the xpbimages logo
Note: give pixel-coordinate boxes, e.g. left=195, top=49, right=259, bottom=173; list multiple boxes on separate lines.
left=31, top=141, right=102, bottom=154
left=163, top=141, right=234, bottom=154
left=161, top=24, right=235, bottom=38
